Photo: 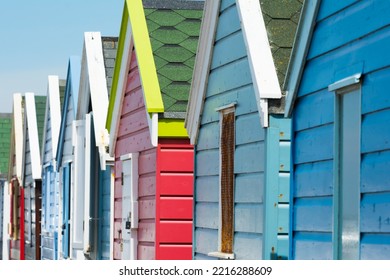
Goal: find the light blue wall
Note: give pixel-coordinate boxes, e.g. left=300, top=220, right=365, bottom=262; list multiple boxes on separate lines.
left=194, top=0, right=265, bottom=260
left=291, top=0, right=390, bottom=259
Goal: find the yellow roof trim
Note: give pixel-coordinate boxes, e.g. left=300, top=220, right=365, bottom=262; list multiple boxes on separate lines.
left=158, top=118, right=189, bottom=138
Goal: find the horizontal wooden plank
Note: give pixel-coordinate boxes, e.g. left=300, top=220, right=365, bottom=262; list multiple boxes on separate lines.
left=207, top=58, right=252, bottom=97
left=196, top=149, right=219, bottom=176
left=157, top=244, right=192, bottom=260
left=194, top=227, right=218, bottom=256
left=159, top=197, right=193, bottom=220
left=215, top=2, right=240, bottom=41
left=158, top=148, right=194, bottom=172
left=115, top=129, right=154, bottom=156
left=113, top=241, right=122, bottom=260
left=138, top=221, right=155, bottom=243
left=294, top=124, right=334, bottom=164
left=220, top=0, right=235, bottom=13
left=293, top=197, right=333, bottom=232
left=234, top=142, right=265, bottom=174
left=360, top=233, right=390, bottom=260
left=361, top=192, right=390, bottom=233
left=139, top=173, right=156, bottom=197
left=361, top=150, right=390, bottom=193
left=159, top=173, right=193, bottom=196
left=362, top=67, right=390, bottom=114
left=139, top=149, right=157, bottom=175
left=309, top=0, right=390, bottom=59
left=233, top=232, right=263, bottom=260
left=235, top=173, right=264, bottom=203
left=196, top=122, right=219, bottom=151
left=121, top=87, right=145, bottom=116
left=211, top=30, right=246, bottom=70
left=294, top=90, right=334, bottom=132
left=139, top=198, right=155, bottom=220
left=195, top=202, right=218, bottom=229
left=158, top=221, right=192, bottom=243
left=138, top=243, right=155, bottom=260
left=195, top=175, right=219, bottom=202
left=294, top=160, right=334, bottom=198
left=234, top=203, right=263, bottom=234
left=201, top=85, right=258, bottom=125
left=293, top=232, right=333, bottom=260
left=361, top=109, right=390, bottom=153
left=126, top=67, right=141, bottom=93
left=317, top=0, right=358, bottom=21
left=118, top=108, right=149, bottom=138
left=299, top=25, right=390, bottom=97
left=236, top=113, right=265, bottom=145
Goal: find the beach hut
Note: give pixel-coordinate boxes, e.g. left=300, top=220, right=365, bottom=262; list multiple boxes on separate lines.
left=55, top=57, right=81, bottom=260
left=21, top=93, right=46, bottom=260
left=7, top=94, right=24, bottom=260
left=284, top=0, right=390, bottom=259
left=40, top=76, right=64, bottom=260
left=0, top=113, right=12, bottom=259
left=106, top=0, right=203, bottom=260
left=75, top=33, right=117, bottom=260
left=185, top=0, right=302, bottom=259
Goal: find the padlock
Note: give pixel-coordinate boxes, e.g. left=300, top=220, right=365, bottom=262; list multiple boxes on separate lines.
left=125, top=221, right=131, bottom=230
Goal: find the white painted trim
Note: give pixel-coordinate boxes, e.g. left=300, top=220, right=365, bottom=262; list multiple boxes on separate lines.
left=260, top=98, right=269, bottom=127
left=236, top=0, right=281, bottom=100
left=215, top=102, right=237, bottom=112
left=284, top=0, right=321, bottom=117
left=208, top=251, right=235, bottom=260
left=13, top=94, right=24, bottom=181
left=109, top=168, right=115, bottom=260
left=328, top=73, right=362, bottom=92
left=2, top=181, right=10, bottom=260
left=25, top=92, right=42, bottom=180
left=185, top=0, right=220, bottom=145
left=83, top=113, right=92, bottom=255
left=146, top=113, right=158, bottom=147
left=109, top=21, right=133, bottom=157
left=48, top=76, right=62, bottom=160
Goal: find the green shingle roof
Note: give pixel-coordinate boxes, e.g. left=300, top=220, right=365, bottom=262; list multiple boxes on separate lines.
left=145, top=3, right=203, bottom=114
left=0, top=114, right=12, bottom=178
left=34, top=95, right=47, bottom=151
left=260, top=0, right=303, bottom=86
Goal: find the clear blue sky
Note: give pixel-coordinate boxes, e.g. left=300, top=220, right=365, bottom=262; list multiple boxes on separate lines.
left=0, top=0, right=123, bottom=113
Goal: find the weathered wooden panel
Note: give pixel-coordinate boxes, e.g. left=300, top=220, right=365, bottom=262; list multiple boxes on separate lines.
left=215, top=2, right=240, bottom=41
left=293, top=197, right=333, bottom=232
left=234, top=203, right=263, bottom=234
left=361, top=192, right=390, bottom=233
left=138, top=221, right=155, bottom=243
left=361, top=151, right=390, bottom=193
left=121, top=88, right=144, bottom=116
left=236, top=113, right=265, bottom=145
left=118, top=109, right=149, bottom=138
left=159, top=197, right=193, bottom=220
left=361, top=109, right=390, bottom=153
left=294, top=124, right=334, bottom=164
left=159, top=221, right=192, bottom=243
left=139, top=149, right=157, bottom=175
left=201, top=85, right=258, bottom=125
left=139, top=198, right=155, bottom=220
left=294, top=90, right=334, bottom=132
left=195, top=202, right=218, bottom=229
left=360, top=234, right=390, bottom=259
left=157, top=245, right=192, bottom=260
left=194, top=227, right=218, bottom=256
left=293, top=232, right=333, bottom=260
left=207, top=58, right=252, bottom=97
left=233, top=232, right=263, bottom=260
left=235, top=173, right=263, bottom=203
left=317, top=0, right=359, bottom=21
left=362, top=67, right=390, bottom=114
left=294, top=160, right=334, bottom=198
left=309, top=0, right=390, bottom=59
left=195, top=176, right=219, bottom=202
left=299, top=26, right=390, bottom=97
left=125, top=69, right=142, bottom=94
left=196, top=149, right=219, bottom=176
left=138, top=173, right=156, bottom=197
left=196, top=122, right=219, bottom=151
left=220, top=0, right=235, bottom=12
left=234, top=142, right=265, bottom=173
left=138, top=244, right=155, bottom=260
left=159, top=173, right=193, bottom=196
left=116, top=129, right=154, bottom=155
left=211, top=31, right=246, bottom=70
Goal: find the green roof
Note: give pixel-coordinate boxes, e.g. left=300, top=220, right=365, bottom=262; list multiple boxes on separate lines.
left=34, top=95, right=47, bottom=151
left=145, top=5, right=203, bottom=113
left=59, top=79, right=66, bottom=115
left=260, top=0, right=303, bottom=86
left=0, top=114, right=12, bottom=178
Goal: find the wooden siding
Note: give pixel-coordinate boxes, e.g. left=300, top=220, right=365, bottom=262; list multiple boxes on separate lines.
left=114, top=50, right=156, bottom=260
left=291, top=0, right=390, bottom=259
left=97, top=168, right=111, bottom=260
left=194, top=0, right=265, bottom=260
left=156, top=139, right=194, bottom=260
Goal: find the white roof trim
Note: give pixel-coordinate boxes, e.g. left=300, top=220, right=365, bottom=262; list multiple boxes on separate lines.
left=13, top=93, right=24, bottom=181
left=185, top=0, right=220, bottom=145
left=41, top=76, right=61, bottom=166
left=78, top=32, right=110, bottom=155
left=328, top=73, right=361, bottom=92
left=236, top=0, right=281, bottom=100
left=24, top=93, right=42, bottom=180
left=109, top=21, right=133, bottom=156
left=284, top=0, right=321, bottom=117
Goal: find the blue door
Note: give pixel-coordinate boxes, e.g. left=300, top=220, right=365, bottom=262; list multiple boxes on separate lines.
left=62, top=163, right=71, bottom=259
left=97, top=167, right=111, bottom=260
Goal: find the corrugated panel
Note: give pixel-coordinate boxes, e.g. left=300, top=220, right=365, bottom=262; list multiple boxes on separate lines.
left=156, top=139, right=194, bottom=260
